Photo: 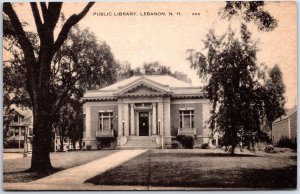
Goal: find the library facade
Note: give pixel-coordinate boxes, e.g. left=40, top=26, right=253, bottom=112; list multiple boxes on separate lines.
left=81, top=75, right=213, bottom=149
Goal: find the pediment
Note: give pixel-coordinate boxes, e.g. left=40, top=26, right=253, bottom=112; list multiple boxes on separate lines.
left=115, top=79, right=171, bottom=97
left=126, top=84, right=161, bottom=94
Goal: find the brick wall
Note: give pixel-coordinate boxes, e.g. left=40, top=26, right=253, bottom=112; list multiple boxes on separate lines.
left=90, top=105, right=118, bottom=138
left=170, top=103, right=203, bottom=136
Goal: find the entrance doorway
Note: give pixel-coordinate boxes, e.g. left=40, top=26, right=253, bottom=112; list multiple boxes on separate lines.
left=139, top=112, right=149, bottom=136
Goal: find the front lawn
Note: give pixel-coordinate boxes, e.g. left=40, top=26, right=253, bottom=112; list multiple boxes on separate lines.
left=3, top=150, right=118, bottom=183
left=86, top=149, right=297, bottom=189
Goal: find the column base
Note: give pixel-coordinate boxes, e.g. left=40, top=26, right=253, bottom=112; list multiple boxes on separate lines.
left=117, top=136, right=128, bottom=146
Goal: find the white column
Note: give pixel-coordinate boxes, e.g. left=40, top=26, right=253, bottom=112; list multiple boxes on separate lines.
left=163, top=98, right=171, bottom=137
left=149, top=113, right=152, bottom=136
left=118, top=102, right=123, bottom=137
left=130, top=104, right=135, bottom=135
left=123, top=103, right=129, bottom=136
left=157, top=102, right=164, bottom=135
left=152, top=103, right=157, bottom=135
left=85, top=106, right=92, bottom=138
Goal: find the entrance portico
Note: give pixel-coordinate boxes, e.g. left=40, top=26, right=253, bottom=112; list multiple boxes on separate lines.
left=117, top=97, right=171, bottom=140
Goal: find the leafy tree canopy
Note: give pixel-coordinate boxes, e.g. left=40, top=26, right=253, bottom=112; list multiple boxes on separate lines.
left=220, top=1, right=278, bottom=31
left=118, top=61, right=192, bottom=84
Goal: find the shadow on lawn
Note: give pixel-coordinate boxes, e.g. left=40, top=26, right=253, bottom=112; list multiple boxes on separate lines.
left=153, top=152, right=259, bottom=158
left=86, top=151, right=296, bottom=189
left=3, top=168, right=62, bottom=183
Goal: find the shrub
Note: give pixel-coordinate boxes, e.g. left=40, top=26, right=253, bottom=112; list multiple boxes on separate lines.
left=86, top=145, right=92, bottom=150
left=201, top=143, right=209, bottom=149
left=177, top=135, right=194, bottom=149
left=277, top=136, right=296, bottom=149
left=264, top=145, right=276, bottom=153
left=171, top=140, right=181, bottom=149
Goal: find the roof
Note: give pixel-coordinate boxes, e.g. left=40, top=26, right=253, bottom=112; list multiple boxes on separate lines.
left=273, top=106, right=297, bottom=123
left=10, top=104, right=32, bottom=119
left=9, top=104, right=33, bottom=126
left=101, top=75, right=193, bottom=91
left=82, top=75, right=203, bottom=101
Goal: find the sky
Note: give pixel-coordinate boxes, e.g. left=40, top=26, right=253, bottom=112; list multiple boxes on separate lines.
left=10, top=1, right=297, bottom=108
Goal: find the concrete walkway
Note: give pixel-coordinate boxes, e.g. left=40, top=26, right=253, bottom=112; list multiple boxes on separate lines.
left=30, top=150, right=147, bottom=185
left=3, top=182, right=217, bottom=190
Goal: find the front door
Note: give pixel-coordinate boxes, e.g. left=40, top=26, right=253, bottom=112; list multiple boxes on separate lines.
left=139, top=112, right=149, bottom=136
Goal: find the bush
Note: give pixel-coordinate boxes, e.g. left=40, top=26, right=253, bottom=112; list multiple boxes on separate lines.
left=177, top=135, right=194, bottom=149
left=264, top=145, right=276, bottom=153
left=201, top=143, right=209, bottom=149
left=171, top=140, right=181, bottom=149
left=277, top=136, right=296, bottom=149
left=86, top=145, right=92, bottom=150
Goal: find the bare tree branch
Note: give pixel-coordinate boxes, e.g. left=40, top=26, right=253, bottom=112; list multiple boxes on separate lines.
left=40, top=2, right=48, bottom=22
left=3, top=2, right=38, bottom=101
left=30, top=3, right=43, bottom=35
left=3, top=3, right=37, bottom=71
left=47, top=2, right=63, bottom=29
left=53, top=2, right=95, bottom=53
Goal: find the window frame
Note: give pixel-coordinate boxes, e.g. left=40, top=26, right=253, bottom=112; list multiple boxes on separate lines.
left=179, top=110, right=195, bottom=129
left=98, top=112, right=113, bottom=131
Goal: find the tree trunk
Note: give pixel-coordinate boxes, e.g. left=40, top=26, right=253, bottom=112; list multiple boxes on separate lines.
left=30, top=97, right=54, bottom=171
left=79, top=138, right=82, bottom=150
left=72, top=140, right=76, bottom=150
left=230, top=144, right=236, bottom=155
left=60, top=130, right=64, bottom=152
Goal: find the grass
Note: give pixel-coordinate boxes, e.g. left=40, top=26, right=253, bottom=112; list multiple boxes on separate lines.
left=3, top=150, right=118, bottom=183
left=86, top=149, right=297, bottom=189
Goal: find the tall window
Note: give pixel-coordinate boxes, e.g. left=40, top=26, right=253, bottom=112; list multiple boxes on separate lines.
left=13, top=114, right=19, bottom=123
left=179, top=110, right=194, bottom=128
left=99, top=112, right=113, bottom=131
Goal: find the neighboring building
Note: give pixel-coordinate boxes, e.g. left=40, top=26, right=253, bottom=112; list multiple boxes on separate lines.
left=4, top=104, right=33, bottom=151
left=4, top=105, right=77, bottom=152
left=272, top=106, right=297, bottom=144
left=81, top=75, right=215, bottom=149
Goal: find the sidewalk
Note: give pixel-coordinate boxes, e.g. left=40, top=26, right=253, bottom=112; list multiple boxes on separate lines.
left=3, top=153, right=29, bottom=160
left=3, top=182, right=213, bottom=190
left=29, top=149, right=147, bottom=185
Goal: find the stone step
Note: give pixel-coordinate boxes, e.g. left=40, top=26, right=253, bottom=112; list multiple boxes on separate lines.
left=117, top=146, right=159, bottom=150
left=126, top=141, right=157, bottom=147
left=127, top=136, right=157, bottom=141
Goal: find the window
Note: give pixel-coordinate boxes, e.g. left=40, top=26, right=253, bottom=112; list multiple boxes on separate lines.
left=21, top=128, right=25, bottom=136
left=99, top=112, right=113, bottom=131
left=13, top=114, right=19, bottom=123
left=179, top=110, right=194, bottom=128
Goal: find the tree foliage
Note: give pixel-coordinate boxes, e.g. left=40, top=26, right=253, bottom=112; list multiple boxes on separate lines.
left=118, top=61, right=192, bottom=83
left=263, top=65, right=286, bottom=129
left=220, top=1, right=278, bottom=31
left=188, top=25, right=267, bottom=154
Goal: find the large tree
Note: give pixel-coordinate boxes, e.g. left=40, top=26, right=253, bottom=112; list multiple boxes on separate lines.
left=188, top=25, right=266, bottom=154
left=4, top=22, right=118, bottom=154
left=263, top=65, right=286, bottom=130
left=4, top=2, right=94, bottom=171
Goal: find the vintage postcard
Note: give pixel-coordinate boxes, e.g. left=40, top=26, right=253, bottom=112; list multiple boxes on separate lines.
left=2, top=1, right=297, bottom=191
